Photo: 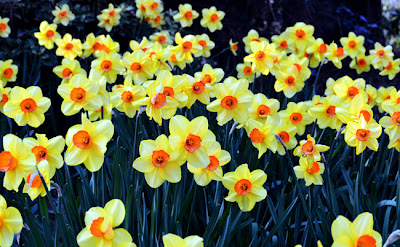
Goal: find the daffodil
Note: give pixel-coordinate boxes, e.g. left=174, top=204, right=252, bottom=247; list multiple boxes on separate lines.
left=34, top=21, right=61, bottom=49
left=173, top=4, right=199, bottom=28
left=370, top=42, right=394, bottom=69
left=278, top=102, right=314, bottom=135
left=376, top=86, right=395, bottom=113
left=91, top=51, right=124, bottom=84
left=293, top=135, right=330, bottom=162
left=183, top=74, right=212, bottom=108
left=386, top=129, right=400, bottom=152
left=55, top=33, right=83, bottom=60
left=129, top=37, right=151, bottom=52
left=52, top=4, right=75, bottom=26
left=195, top=34, right=215, bottom=58
left=246, top=93, right=280, bottom=125
left=379, top=58, right=400, bottom=80
left=379, top=106, right=400, bottom=139
left=335, top=94, right=374, bottom=125
left=0, top=194, right=23, bottom=247
left=147, top=14, right=165, bottom=29
left=133, top=134, right=186, bottom=188
left=207, top=77, right=253, bottom=126
left=168, top=51, right=186, bottom=70
left=146, top=42, right=172, bottom=74
left=88, top=103, right=113, bottom=121
left=285, top=22, right=315, bottom=52
left=83, top=34, right=120, bottom=58
left=53, top=58, right=87, bottom=84
left=274, top=71, right=303, bottom=98
left=274, top=122, right=298, bottom=156
left=0, top=16, right=11, bottom=38
left=194, top=64, right=224, bottom=85
left=0, top=134, right=36, bottom=192
left=331, top=212, right=382, bottom=247
left=279, top=54, right=311, bottom=81
left=246, top=119, right=278, bottom=158
left=333, top=76, right=366, bottom=105
left=340, top=32, right=366, bottom=58
left=222, top=164, right=267, bottom=212
left=325, top=42, right=347, bottom=69
left=306, top=38, right=327, bottom=68
left=0, top=86, right=11, bottom=113
left=349, top=55, right=371, bottom=74
left=149, top=30, right=173, bottom=47
left=122, top=49, right=156, bottom=85
left=294, top=157, right=324, bottom=186
left=229, top=39, right=238, bottom=56
left=366, top=84, right=377, bottom=107
left=76, top=199, right=133, bottom=246
left=163, top=234, right=203, bottom=247
left=200, top=6, right=224, bottom=32
left=242, top=29, right=268, bottom=54
left=23, top=161, right=51, bottom=200
left=0, top=59, right=18, bottom=86
left=169, top=32, right=202, bottom=64
left=244, top=41, right=279, bottom=75
left=309, top=95, right=343, bottom=130
left=271, top=32, right=290, bottom=54
left=97, top=3, right=122, bottom=32
left=236, top=62, right=260, bottom=83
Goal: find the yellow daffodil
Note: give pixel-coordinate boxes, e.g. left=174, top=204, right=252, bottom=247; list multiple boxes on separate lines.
left=274, top=122, right=298, bottom=156
left=325, top=42, right=347, bottom=69
left=65, top=114, right=114, bottom=172
left=149, top=30, right=173, bottom=47
left=365, top=84, right=377, bottom=107
left=271, top=32, right=290, bottom=54
left=3, top=86, right=51, bottom=128
left=379, top=58, right=400, bottom=80
left=279, top=54, right=311, bottom=81
left=133, top=134, right=186, bottom=188
left=207, top=77, right=253, bottom=126
left=187, top=142, right=230, bottom=186
left=182, top=74, right=212, bottom=108
left=349, top=55, right=371, bottom=74
left=379, top=106, right=400, bottom=139
left=0, top=134, right=36, bottom=191
left=168, top=51, right=187, bottom=70
left=55, top=33, right=83, bottom=60
left=0, top=60, right=18, bottom=85
left=163, top=234, right=203, bottom=247
left=285, top=22, right=315, bottom=52
left=194, top=64, right=224, bottom=85
left=370, top=42, right=394, bottom=69
left=52, top=4, right=75, bottom=26
left=378, top=87, right=400, bottom=114
left=294, top=157, right=324, bottom=186
left=244, top=41, right=279, bottom=75
left=83, top=34, right=120, bottom=58
left=376, top=86, right=395, bottom=113
left=23, top=161, right=51, bottom=200
left=246, top=119, right=278, bottom=158
left=242, top=29, right=268, bottom=54
left=146, top=42, right=172, bottom=74
left=386, top=128, right=400, bottom=152
left=236, top=62, right=261, bottom=83
left=274, top=71, right=303, bottom=98
left=333, top=76, right=366, bottom=105
left=34, top=21, right=61, bottom=49
left=122, top=49, right=156, bottom=85
left=173, top=4, right=199, bottom=28
left=53, top=58, right=87, bottom=84
left=0, top=86, right=11, bottom=113
left=0, top=194, right=23, bottom=247
left=91, top=51, right=124, bottom=84
left=147, top=14, right=165, bottom=29
left=331, top=212, right=382, bottom=247
left=229, top=39, right=238, bottom=56
left=293, top=135, right=330, bottom=162
left=136, top=0, right=163, bottom=20
left=335, top=94, right=374, bottom=125
left=200, top=6, right=224, bottom=32
left=306, top=38, right=327, bottom=68
left=309, top=95, right=343, bottom=130
left=340, top=32, right=366, bottom=58
left=0, top=16, right=11, bottom=38
left=129, top=37, right=151, bottom=52
left=170, top=33, right=201, bottom=64
left=279, top=102, right=314, bottom=135
left=76, top=199, right=133, bottom=246
left=247, top=93, right=280, bottom=125
left=195, top=34, right=215, bottom=58
left=222, top=164, right=267, bottom=212
left=97, top=3, right=122, bottom=32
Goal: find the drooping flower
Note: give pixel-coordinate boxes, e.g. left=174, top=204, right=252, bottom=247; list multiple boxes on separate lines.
left=34, top=21, right=61, bottom=49
left=52, top=4, right=75, bottom=26
left=173, top=4, right=199, bottom=28
left=55, top=33, right=83, bottom=60
left=200, top=6, right=224, bottom=32
left=0, top=194, right=23, bottom=247
left=229, top=39, right=238, bottom=56
left=163, top=233, right=203, bottom=247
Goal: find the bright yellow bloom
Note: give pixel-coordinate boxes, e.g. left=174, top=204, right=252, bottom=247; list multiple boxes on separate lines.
left=83, top=34, right=120, bottom=58
left=229, top=39, right=238, bottom=56
left=376, top=86, right=395, bottom=113
left=274, top=121, right=298, bottom=156
left=129, top=37, right=151, bottom=52
left=170, top=32, right=201, bottom=64
left=365, top=84, right=377, bottom=107
left=306, top=38, right=328, bottom=68
left=247, top=93, right=280, bottom=125
left=246, top=119, right=278, bottom=158
left=345, top=114, right=382, bottom=155
left=91, top=51, right=124, bottom=84
left=340, top=32, right=365, bottom=58
left=65, top=114, right=114, bottom=172
left=200, top=6, right=224, bottom=32
left=110, top=76, right=146, bottom=118
left=293, top=135, right=329, bottom=162
left=274, top=71, right=303, bottom=98
left=173, top=4, right=199, bottom=28
left=133, top=80, right=179, bottom=125
left=53, top=58, right=87, bottom=84
left=194, top=64, right=224, bottom=85
left=52, top=4, right=75, bottom=26
left=3, top=86, right=51, bottom=128
left=0, top=86, right=11, bottom=113
left=207, top=77, right=253, bottom=126
left=122, top=49, right=156, bottom=85
left=167, top=50, right=187, bottom=70
left=379, top=105, right=400, bottom=139
left=149, top=30, right=173, bottom=47
left=133, top=134, right=185, bottom=188
left=333, top=76, right=366, bottom=105
left=23, top=134, right=65, bottom=177
left=285, top=22, right=315, bottom=52
left=242, top=30, right=268, bottom=54
left=279, top=54, right=311, bottom=81
left=169, top=115, right=216, bottom=168
left=380, top=88, right=400, bottom=114
left=0, top=134, right=36, bottom=192
left=379, top=58, right=400, bottom=80
left=236, top=62, right=261, bottom=83
left=0, top=194, right=23, bottom=247
left=97, top=3, right=122, bottom=32
left=23, top=161, right=51, bottom=200
left=136, top=0, right=163, bottom=19
left=182, top=74, right=212, bottom=108
left=278, top=102, right=314, bottom=135
left=146, top=42, right=172, bottom=74
left=147, top=14, right=165, bottom=29
left=271, top=32, right=290, bottom=54
left=34, top=21, right=61, bottom=49
left=244, top=41, right=279, bottom=75
left=335, top=94, right=374, bottom=125
left=163, top=233, right=203, bottom=247
left=324, top=78, right=336, bottom=96
left=0, top=59, right=18, bottom=86
left=294, top=157, right=324, bottom=186
left=349, top=55, right=371, bottom=74
left=386, top=129, right=400, bottom=152
left=0, top=16, right=11, bottom=38
left=76, top=199, right=133, bottom=246
left=55, top=33, right=83, bottom=60
left=222, top=164, right=267, bottom=212
left=370, top=42, right=394, bottom=69
left=187, top=142, right=231, bottom=186
left=331, top=212, right=382, bottom=247
left=57, top=74, right=102, bottom=116
left=195, top=34, right=215, bottom=58
left=325, top=42, right=347, bottom=69
left=309, top=95, right=343, bottom=130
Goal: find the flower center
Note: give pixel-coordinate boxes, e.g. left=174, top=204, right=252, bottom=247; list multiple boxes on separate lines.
left=153, top=16, right=161, bottom=24
left=182, top=41, right=192, bottom=51
left=65, top=43, right=73, bottom=50
left=0, top=218, right=2, bottom=228
left=301, top=140, right=315, bottom=155
left=384, top=61, right=393, bottom=70
left=152, top=150, right=170, bottom=168
left=348, top=40, right=357, bottom=48
left=206, top=156, right=220, bottom=171
left=192, top=81, right=206, bottom=94
left=294, top=64, right=302, bottom=73
left=335, top=47, right=344, bottom=57
left=73, top=130, right=92, bottom=149
left=184, top=11, right=193, bottom=19
left=0, top=94, right=8, bottom=105
left=151, top=93, right=167, bottom=109
left=202, top=74, right=212, bottom=84
left=62, top=68, right=73, bottom=79
left=347, top=86, right=359, bottom=99
left=257, top=104, right=270, bottom=117
left=210, top=14, right=219, bottom=22
left=0, top=151, right=17, bottom=172
left=307, top=162, right=320, bottom=174
left=358, top=58, right=366, bottom=67
left=198, top=40, right=207, bottom=49
left=358, top=110, right=371, bottom=123
left=377, top=50, right=385, bottom=57
left=280, top=41, right=288, bottom=49
left=290, top=112, right=303, bottom=124
left=355, top=235, right=376, bottom=247
left=151, top=2, right=158, bottom=9
left=130, top=62, right=142, bottom=72
left=170, top=54, right=177, bottom=62
left=163, top=87, right=175, bottom=98
left=392, top=112, right=400, bottom=125
left=109, top=10, right=116, bottom=16
left=26, top=173, right=42, bottom=188
left=250, top=128, right=264, bottom=143
left=121, top=91, right=134, bottom=103
left=99, top=44, right=110, bottom=53
left=46, top=30, right=55, bottom=38
left=157, top=36, right=166, bottom=44
left=252, top=38, right=260, bottom=42
left=356, top=129, right=371, bottom=141
left=3, top=68, right=13, bottom=78
left=243, top=66, right=252, bottom=75
left=326, top=106, right=336, bottom=117
left=101, top=60, right=112, bottom=71
left=58, top=11, right=67, bottom=18
left=70, top=87, right=86, bottom=102
left=20, top=98, right=37, bottom=113
left=295, top=29, right=305, bottom=39
left=285, top=76, right=296, bottom=86
left=0, top=23, right=6, bottom=32
left=184, top=134, right=202, bottom=153
left=234, top=179, right=252, bottom=196
left=232, top=43, right=238, bottom=50
left=318, top=43, right=327, bottom=53
left=221, top=96, right=238, bottom=110
left=32, top=146, right=48, bottom=162
left=92, top=42, right=101, bottom=51
left=278, top=131, right=290, bottom=143
left=255, top=51, right=265, bottom=61
left=90, top=217, right=106, bottom=237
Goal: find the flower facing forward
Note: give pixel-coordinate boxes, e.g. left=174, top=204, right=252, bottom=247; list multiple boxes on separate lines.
left=340, top=32, right=366, bottom=58
left=200, top=6, right=224, bottom=32
left=369, top=42, right=393, bottom=69
left=0, top=134, right=36, bottom=191
left=222, top=164, right=267, bottom=212
left=309, top=95, right=344, bottom=131
left=0, top=16, right=11, bottom=38
left=278, top=102, right=314, bottom=135
left=293, top=135, right=329, bottom=162
left=65, top=114, right=114, bottom=172
left=3, top=86, right=51, bottom=128
left=97, top=4, right=122, bottom=32
left=236, top=62, right=261, bottom=83
left=53, top=58, right=87, bottom=84
left=122, top=49, right=156, bottom=85
left=246, top=93, right=280, bottom=125
left=133, top=134, right=185, bottom=188
left=163, top=233, right=203, bottom=247
left=195, top=34, right=215, bottom=58
left=244, top=41, right=279, bottom=75
left=22, top=161, right=51, bottom=200
left=294, top=157, right=325, bottom=186
left=91, top=51, right=124, bottom=84
left=182, top=74, right=213, bottom=109
left=169, top=115, right=216, bottom=168
left=246, top=119, right=278, bottom=158
left=285, top=22, right=315, bottom=52
left=34, top=21, right=61, bottom=50
left=0, top=194, right=23, bottom=247
left=331, top=212, right=382, bottom=247
left=149, top=30, right=173, bottom=48
left=55, top=33, right=83, bottom=60
left=76, top=199, right=134, bottom=247
left=0, top=59, right=18, bottom=85
left=173, top=4, right=199, bottom=28
left=52, top=4, right=75, bottom=26
left=169, top=33, right=202, bottom=64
